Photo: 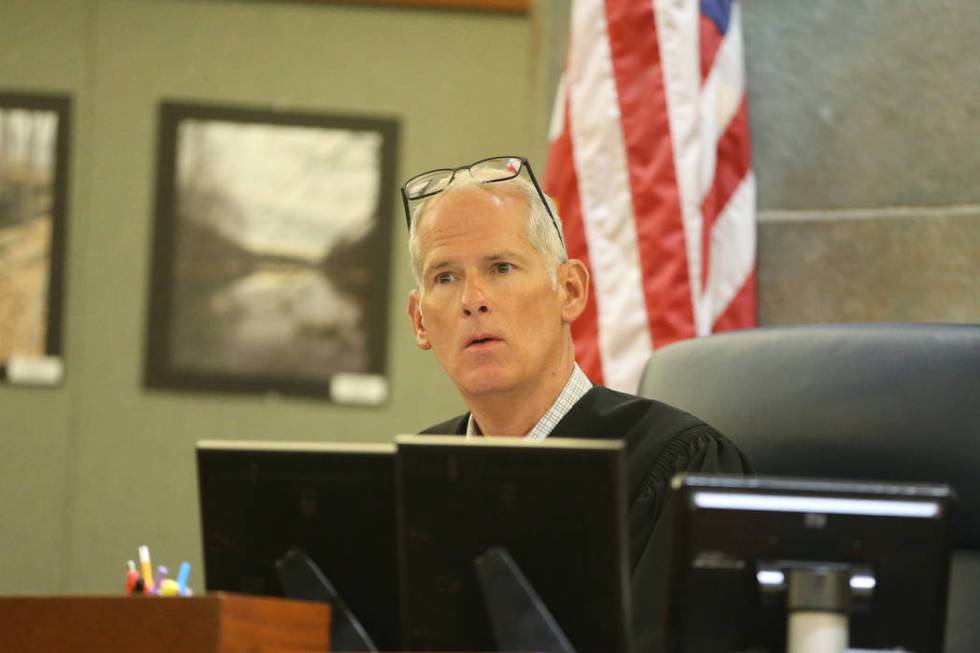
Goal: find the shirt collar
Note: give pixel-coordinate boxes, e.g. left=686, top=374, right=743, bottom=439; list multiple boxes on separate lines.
left=465, top=363, right=593, bottom=439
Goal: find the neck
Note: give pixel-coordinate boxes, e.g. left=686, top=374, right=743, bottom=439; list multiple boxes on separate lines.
left=464, top=344, right=576, bottom=437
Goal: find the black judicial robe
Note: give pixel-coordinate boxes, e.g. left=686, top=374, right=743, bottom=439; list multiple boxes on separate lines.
left=420, top=385, right=753, bottom=653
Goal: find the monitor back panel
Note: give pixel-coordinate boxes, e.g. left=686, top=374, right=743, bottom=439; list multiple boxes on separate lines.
left=397, top=436, right=632, bottom=653
left=197, top=440, right=401, bottom=650
left=668, top=474, right=952, bottom=653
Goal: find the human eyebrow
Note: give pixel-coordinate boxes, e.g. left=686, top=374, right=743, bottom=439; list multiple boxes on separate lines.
left=423, top=260, right=454, bottom=275
left=482, top=251, right=526, bottom=265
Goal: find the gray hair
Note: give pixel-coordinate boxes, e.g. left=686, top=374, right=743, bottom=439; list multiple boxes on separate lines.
left=407, top=175, right=568, bottom=291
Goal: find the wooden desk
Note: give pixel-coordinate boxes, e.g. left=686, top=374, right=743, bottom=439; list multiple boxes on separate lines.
left=0, top=592, right=331, bottom=653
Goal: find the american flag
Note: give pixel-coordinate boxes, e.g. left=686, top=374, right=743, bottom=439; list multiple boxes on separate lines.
left=544, top=0, right=757, bottom=392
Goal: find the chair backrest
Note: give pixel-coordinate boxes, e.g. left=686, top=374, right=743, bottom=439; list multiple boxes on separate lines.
left=638, top=323, right=980, bottom=652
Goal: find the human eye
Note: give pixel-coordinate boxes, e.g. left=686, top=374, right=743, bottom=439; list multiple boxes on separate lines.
left=433, top=271, right=455, bottom=286
left=493, top=262, right=515, bottom=274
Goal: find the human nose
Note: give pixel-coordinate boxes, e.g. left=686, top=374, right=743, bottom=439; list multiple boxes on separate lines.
left=460, top=275, right=490, bottom=317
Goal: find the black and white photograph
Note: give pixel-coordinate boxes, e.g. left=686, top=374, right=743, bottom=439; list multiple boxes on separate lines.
left=0, top=93, right=70, bottom=384
left=145, top=102, right=398, bottom=401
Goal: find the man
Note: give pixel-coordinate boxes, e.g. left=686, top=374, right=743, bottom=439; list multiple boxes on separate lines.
left=403, top=156, right=750, bottom=650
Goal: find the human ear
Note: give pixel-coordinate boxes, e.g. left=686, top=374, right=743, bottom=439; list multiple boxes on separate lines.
left=558, top=259, right=589, bottom=324
left=407, top=290, right=432, bottom=350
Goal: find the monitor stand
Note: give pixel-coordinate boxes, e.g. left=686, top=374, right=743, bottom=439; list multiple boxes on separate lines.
left=474, top=546, right=577, bottom=653
left=759, top=562, right=875, bottom=653
left=276, top=547, right=378, bottom=652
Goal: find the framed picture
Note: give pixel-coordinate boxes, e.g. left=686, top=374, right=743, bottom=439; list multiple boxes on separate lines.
left=145, top=101, right=398, bottom=403
left=277, top=1, right=528, bottom=13
left=317, top=0, right=528, bottom=12
left=0, top=92, right=71, bottom=386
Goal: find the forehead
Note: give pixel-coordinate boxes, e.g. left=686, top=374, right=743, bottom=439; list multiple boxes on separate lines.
left=416, top=184, right=533, bottom=255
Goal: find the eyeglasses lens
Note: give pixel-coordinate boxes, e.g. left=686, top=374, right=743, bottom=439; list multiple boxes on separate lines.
left=405, top=170, right=453, bottom=200
left=470, top=157, right=523, bottom=183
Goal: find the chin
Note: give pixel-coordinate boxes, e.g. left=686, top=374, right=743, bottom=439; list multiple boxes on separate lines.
left=455, top=368, right=519, bottom=398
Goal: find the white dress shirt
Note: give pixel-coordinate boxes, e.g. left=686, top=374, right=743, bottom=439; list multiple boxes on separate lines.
left=466, top=363, right=593, bottom=439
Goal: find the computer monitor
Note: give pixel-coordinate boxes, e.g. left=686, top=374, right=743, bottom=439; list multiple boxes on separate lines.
left=395, top=435, right=632, bottom=653
left=665, top=474, right=953, bottom=653
left=196, top=440, right=401, bottom=650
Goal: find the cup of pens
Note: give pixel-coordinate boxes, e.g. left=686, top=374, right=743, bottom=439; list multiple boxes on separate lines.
left=125, top=545, right=193, bottom=596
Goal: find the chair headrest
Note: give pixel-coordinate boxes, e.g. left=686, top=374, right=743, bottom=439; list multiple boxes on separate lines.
left=639, top=323, right=980, bottom=546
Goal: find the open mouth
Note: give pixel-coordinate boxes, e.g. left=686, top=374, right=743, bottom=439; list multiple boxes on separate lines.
left=466, top=335, right=501, bottom=349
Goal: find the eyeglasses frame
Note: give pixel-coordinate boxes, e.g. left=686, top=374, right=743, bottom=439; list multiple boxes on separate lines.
left=400, top=155, right=564, bottom=247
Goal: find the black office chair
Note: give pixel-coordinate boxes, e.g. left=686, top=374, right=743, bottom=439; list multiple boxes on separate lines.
left=638, top=323, right=980, bottom=653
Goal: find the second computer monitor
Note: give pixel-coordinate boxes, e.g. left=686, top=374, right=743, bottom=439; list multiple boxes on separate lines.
left=396, top=435, right=632, bottom=653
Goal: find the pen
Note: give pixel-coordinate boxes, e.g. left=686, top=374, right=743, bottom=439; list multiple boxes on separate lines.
left=154, top=565, right=169, bottom=595
left=176, top=561, right=192, bottom=596
left=125, top=560, right=141, bottom=594
left=138, top=545, right=155, bottom=592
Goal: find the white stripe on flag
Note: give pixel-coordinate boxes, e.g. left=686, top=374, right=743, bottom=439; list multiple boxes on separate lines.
left=548, top=74, right=566, bottom=141
left=705, top=172, right=756, bottom=324
left=697, top=0, right=747, bottom=199
left=652, top=0, right=708, bottom=335
left=567, top=0, right=652, bottom=391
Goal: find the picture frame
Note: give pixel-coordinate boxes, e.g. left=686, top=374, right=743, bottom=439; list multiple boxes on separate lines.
left=312, top=0, right=531, bottom=14
left=0, top=92, right=71, bottom=386
left=145, top=101, right=398, bottom=403
left=279, top=0, right=528, bottom=13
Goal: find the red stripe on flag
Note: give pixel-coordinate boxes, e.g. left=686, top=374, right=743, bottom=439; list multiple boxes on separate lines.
left=604, top=0, right=697, bottom=346
left=699, top=14, right=724, bottom=82
left=544, top=99, right=605, bottom=385
left=712, top=268, right=757, bottom=332
left=700, top=96, right=752, bottom=287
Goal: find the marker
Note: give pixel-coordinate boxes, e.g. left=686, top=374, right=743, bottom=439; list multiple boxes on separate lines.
left=176, top=562, right=191, bottom=596
left=153, top=565, right=169, bottom=596
left=138, top=546, right=154, bottom=592
left=125, top=560, right=141, bottom=594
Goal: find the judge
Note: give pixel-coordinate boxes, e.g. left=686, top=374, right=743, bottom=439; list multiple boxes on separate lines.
left=403, top=155, right=751, bottom=651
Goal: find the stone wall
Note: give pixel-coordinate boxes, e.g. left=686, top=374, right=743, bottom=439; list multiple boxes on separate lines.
left=746, top=0, right=980, bottom=325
